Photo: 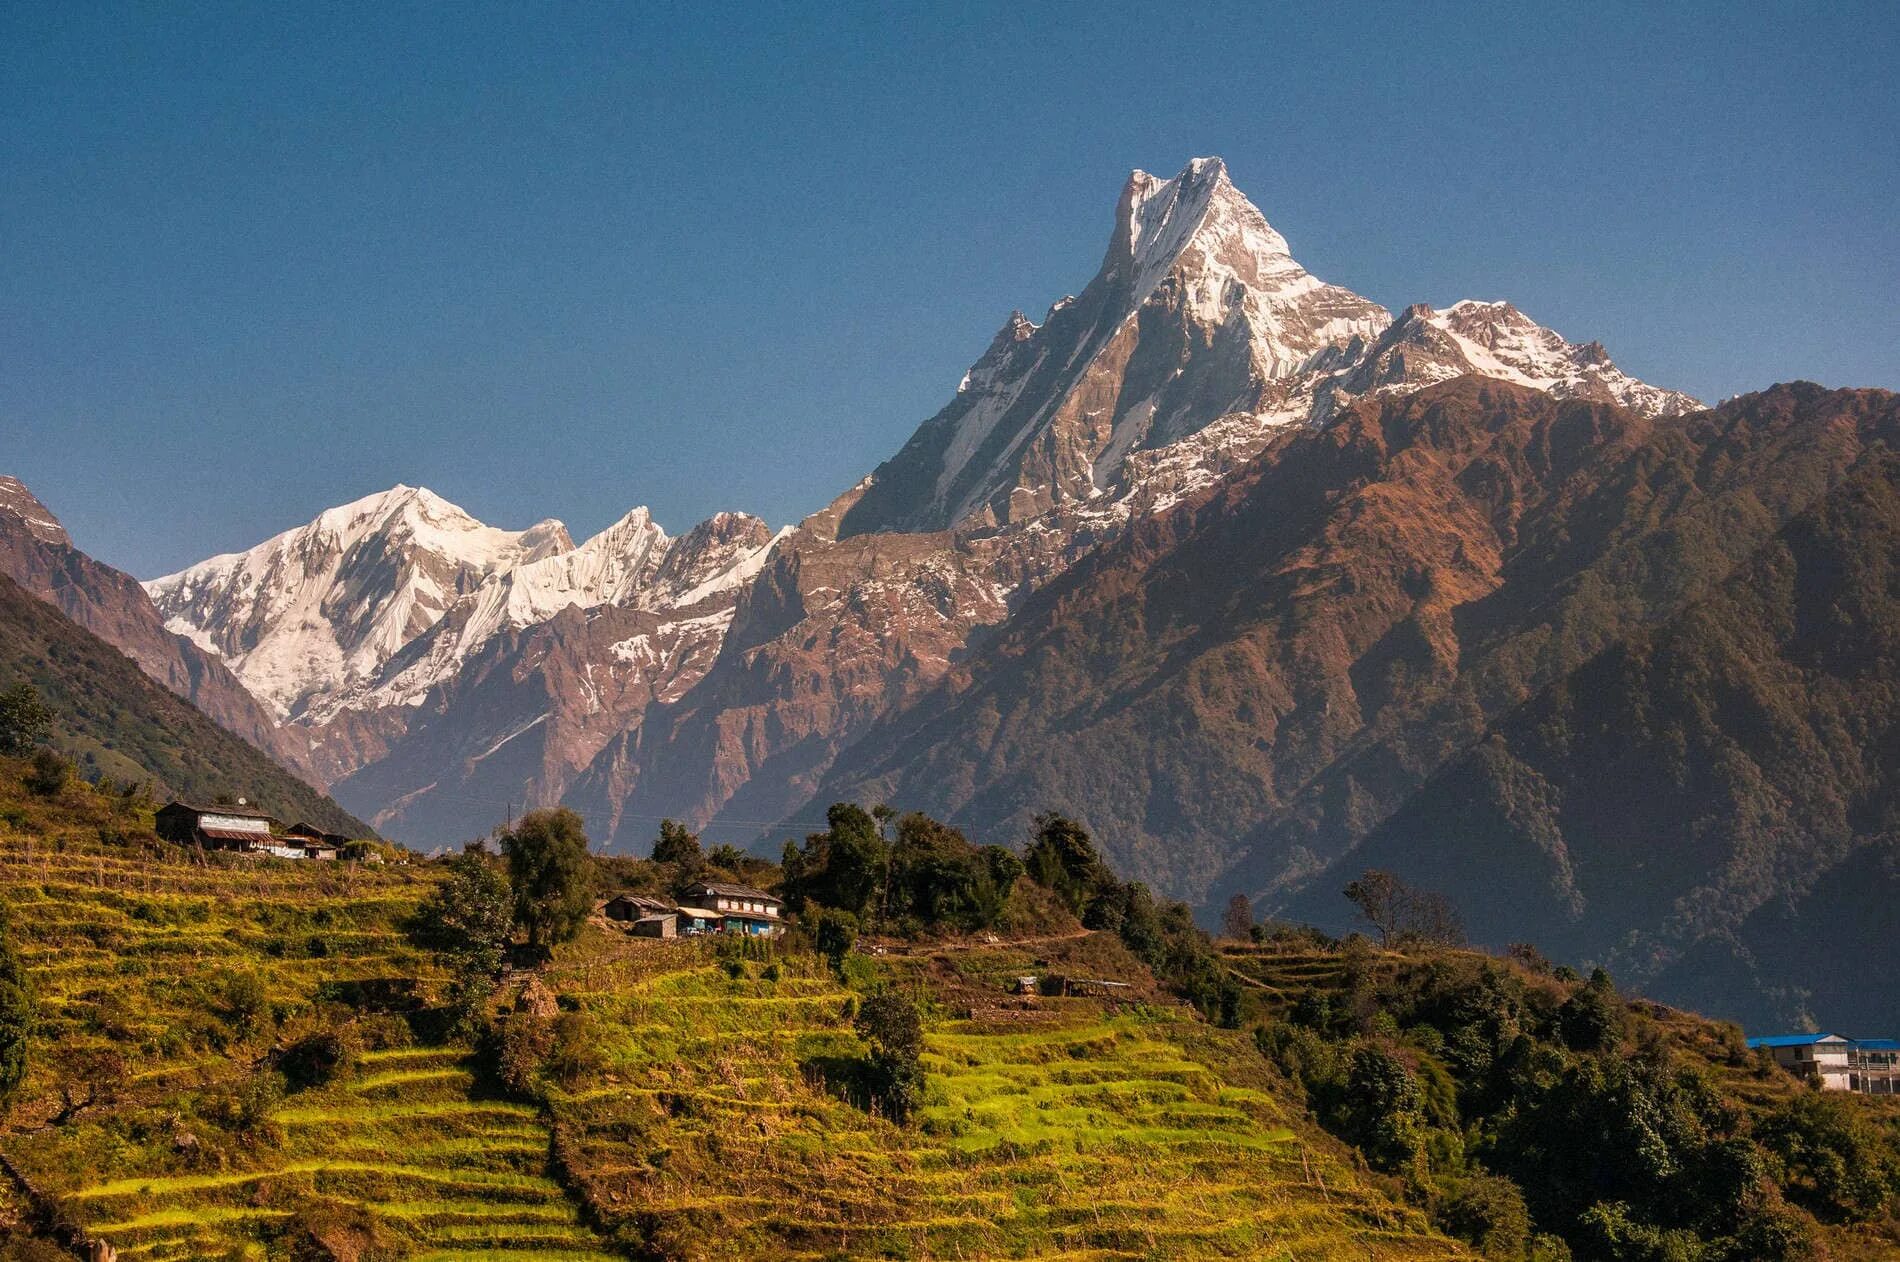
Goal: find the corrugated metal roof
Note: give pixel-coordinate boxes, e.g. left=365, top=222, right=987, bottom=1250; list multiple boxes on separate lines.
left=165, top=800, right=276, bottom=819
left=199, top=826, right=267, bottom=843
left=1746, top=1033, right=1844, bottom=1048
left=688, top=881, right=779, bottom=901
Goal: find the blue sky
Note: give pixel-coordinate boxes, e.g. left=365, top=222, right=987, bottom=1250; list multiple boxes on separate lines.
left=5, top=1, right=1897, bottom=578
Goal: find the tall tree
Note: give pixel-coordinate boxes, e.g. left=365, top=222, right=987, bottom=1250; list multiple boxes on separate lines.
left=502, top=808, right=594, bottom=953
left=651, top=818, right=702, bottom=866
left=1221, top=893, right=1255, bottom=941
left=0, top=905, right=31, bottom=1106
left=855, top=991, right=924, bottom=1123
left=1024, top=813, right=1109, bottom=915
left=0, top=682, right=51, bottom=757
left=782, top=803, right=888, bottom=918
left=417, top=852, right=514, bottom=977
left=1344, top=870, right=1404, bottom=944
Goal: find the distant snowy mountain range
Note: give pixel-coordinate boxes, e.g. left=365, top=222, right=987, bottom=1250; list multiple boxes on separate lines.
left=14, top=156, right=1900, bottom=1032
left=122, top=156, right=1700, bottom=849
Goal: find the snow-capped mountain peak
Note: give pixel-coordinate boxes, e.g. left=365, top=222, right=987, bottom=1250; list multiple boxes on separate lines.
left=1107, top=157, right=1390, bottom=377
left=838, top=156, right=1393, bottom=536
left=146, top=485, right=579, bottom=718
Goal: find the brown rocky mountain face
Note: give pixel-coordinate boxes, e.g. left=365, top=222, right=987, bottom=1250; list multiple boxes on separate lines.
left=1308, top=405, right=1900, bottom=1030
left=548, top=161, right=1698, bottom=854
left=808, top=380, right=1900, bottom=1028
left=150, top=160, right=1699, bottom=864
left=0, top=477, right=319, bottom=781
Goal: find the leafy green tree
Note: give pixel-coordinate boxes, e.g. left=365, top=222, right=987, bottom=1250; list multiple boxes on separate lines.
left=502, top=808, right=594, bottom=952
left=1557, top=968, right=1626, bottom=1052
left=0, top=906, right=32, bottom=1107
left=855, top=990, right=924, bottom=1123
left=1024, top=812, right=1111, bottom=915
left=1340, top=1044, right=1426, bottom=1173
left=887, top=812, right=1018, bottom=931
left=810, top=907, right=859, bottom=971
left=1757, top=1091, right=1900, bottom=1221
left=782, top=803, right=889, bottom=919
left=1434, top=1173, right=1533, bottom=1259
left=418, top=852, right=515, bottom=973
left=651, top=818, right=703, bottom=866
left=0, top=683, right=51, bottom=756
left=707, top=842, right=748, bottom=871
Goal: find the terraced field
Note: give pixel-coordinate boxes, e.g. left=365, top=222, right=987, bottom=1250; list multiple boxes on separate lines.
left=68, top=1046, right=616, bottom=1260
left=543, top=931, right=1464, bottom=1260
left=0, top=781, right=614, bottom=1260
left=0, top=774, right=1460, bottom=1259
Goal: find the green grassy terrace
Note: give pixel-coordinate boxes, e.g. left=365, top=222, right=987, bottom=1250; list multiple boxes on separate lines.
left=0, top=767, right=1463, bottom=1259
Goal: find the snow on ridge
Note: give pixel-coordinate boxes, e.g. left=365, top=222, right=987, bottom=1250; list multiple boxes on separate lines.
left=348, top=508, right=783, bottom=719
left=0, top=476, right=72, bottom=547
left=1417, top=301, right=1702, bottom=416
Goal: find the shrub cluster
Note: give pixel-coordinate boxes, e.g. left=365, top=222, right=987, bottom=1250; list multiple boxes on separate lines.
left=1253, top=950, right=1881, bottom=1260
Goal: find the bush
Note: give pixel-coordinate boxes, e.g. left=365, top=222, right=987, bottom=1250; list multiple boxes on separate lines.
left=22, top=749, right=67, bottom=797
left=279, top=1027, right=360, bottom=1090
left=485, top=1012, right=555, bottom=1099
left=545, top=1011, right=605, bottom=1086
left=1557, top=969, right=1625, bottom=1052
left=227, top=1069, right=285, bottom=1136
left=1756, top=1091, right=1900, bottom=1221
left=222, top=970, right=273, bottom=1038
left=1340, top=1044, right=1426, bottom=1174
left=279, top=1197, right=407, bottom=1261
left=855, top=991, right=925, bottom=1124
left=1435, top=1173, right=1532, bottom=1258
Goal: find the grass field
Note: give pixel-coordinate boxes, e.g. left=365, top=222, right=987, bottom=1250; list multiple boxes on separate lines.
left=0, top=771, right=1463, bottom=1259
left=541, top=930, right=1463, bottom=1260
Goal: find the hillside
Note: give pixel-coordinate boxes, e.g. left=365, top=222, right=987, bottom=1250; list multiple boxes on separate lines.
left=1225, top=931, right=1900, bottom=1261
left=0, top=574, right=371, bottom=837
left=811, top=380, right=1900, bottom=1027
left=4, top=762, right=1898, bottom=1260
left=1314, top=441, right=1900, bottom=1029
left=0, top=477, right=315, bottom=781
left=0, top=770, right=1463, bottom=1261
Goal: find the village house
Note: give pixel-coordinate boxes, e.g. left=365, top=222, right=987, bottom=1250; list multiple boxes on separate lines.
left=156, top=801, right=343, bottom=859
left=600, top=884, right=787, bottom=939
left=1748, top=1033, right=1900, bottom=1095
left=155, top=801, right=279, bottom=852
left=602, top=894, right=678, bottom=938
left=682, top=880, right=784, bottom=937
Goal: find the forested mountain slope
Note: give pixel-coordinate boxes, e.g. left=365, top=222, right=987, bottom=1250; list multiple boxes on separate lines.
left=0, top=574, right=370, bottom=835
left=812, top=381, right=1899, bottom=1027
left=0, top=476, right=314, bottom=779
